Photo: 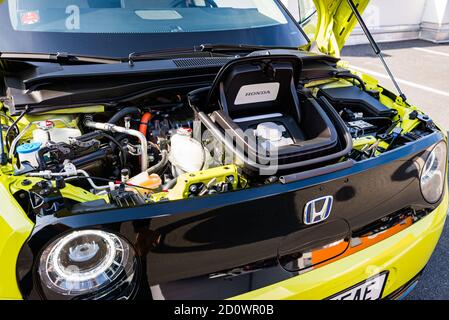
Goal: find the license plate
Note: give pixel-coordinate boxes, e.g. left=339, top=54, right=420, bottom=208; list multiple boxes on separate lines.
left=327, top=272, right=388, bottom=300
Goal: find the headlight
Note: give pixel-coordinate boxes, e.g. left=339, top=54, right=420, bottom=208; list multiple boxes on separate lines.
left=420, top=141, right=447, bottom=204
left=38, top=230, right=138, bottom=300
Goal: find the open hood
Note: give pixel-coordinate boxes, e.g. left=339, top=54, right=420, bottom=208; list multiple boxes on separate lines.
left=312, top=0, right=370, bottom=57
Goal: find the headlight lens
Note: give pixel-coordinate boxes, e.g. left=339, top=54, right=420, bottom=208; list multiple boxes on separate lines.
left=38, top=230, right=138, bottom=300
left=420, top=141, right=447, bottom=204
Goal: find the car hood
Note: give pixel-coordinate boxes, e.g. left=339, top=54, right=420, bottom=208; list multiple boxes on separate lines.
left=312, top=0, right=370, bottom=57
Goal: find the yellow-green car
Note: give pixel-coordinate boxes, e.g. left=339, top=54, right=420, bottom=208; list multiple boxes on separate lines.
left=0, top=0, right=447, bottom=300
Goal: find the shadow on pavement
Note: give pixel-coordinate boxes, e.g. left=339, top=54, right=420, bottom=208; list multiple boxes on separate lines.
left=342, top=39, right=446, bottom=58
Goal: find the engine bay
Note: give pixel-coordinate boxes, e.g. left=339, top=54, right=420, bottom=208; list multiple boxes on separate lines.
left=0, top=56, right=438, bottom=220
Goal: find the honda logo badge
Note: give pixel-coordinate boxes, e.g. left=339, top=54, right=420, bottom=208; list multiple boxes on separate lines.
left=303, top=196, right=333, bottom=225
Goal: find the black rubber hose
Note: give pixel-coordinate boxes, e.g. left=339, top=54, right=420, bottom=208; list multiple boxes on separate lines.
left=0, top=113, right=19, bottom=136
left=75, top=130, right=127, bottom=167
left=0, top=116, right=7, bottom=165
left=334, top=72, right=367, bottom=92
left=6, top=106, right=29, bottom=151
left=101, top=132, right=127, bottom=168
left=107, top=107, right=141, bottom=124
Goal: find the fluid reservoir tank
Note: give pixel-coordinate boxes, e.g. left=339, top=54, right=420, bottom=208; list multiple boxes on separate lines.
left=17, top=142, right=42, bottom=167
left=169, top=128, right=211, bottom=177
left=128, top=172, right=162, bottom=196
left=32, top=120, right=81, bottom=144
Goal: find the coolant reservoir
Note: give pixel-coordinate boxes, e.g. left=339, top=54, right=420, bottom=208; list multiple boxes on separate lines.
left=169, top=129, right=209, bottom=177
left=32, top=121, right=81, bottom=144
left=128, top=172, right=162, bottom=196
left=17, top=142, right=42, bottom=167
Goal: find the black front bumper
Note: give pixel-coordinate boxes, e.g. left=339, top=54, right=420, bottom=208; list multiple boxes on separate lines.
left=16, top=132, right=444, bottom=300
left=385, top=269, right=424, bottom=300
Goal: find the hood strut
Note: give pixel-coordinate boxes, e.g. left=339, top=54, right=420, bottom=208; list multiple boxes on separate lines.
left=346, top=0, right=407, bottom=102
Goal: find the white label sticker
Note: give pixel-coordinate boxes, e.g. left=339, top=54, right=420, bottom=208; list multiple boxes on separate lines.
left=234, top=82, right=280, bottom=105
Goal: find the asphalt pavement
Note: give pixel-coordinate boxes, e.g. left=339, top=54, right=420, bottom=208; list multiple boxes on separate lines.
left=342, top=40, right=449, bottom=300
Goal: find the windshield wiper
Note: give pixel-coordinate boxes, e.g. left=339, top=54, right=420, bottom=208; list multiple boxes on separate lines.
left=127, top=46, right=232, bottom=66
left=0, top=52, right=121, bottom=65
left=127, top=44, right=300, bottom=65
left=198, top=43, right=299, bottom=53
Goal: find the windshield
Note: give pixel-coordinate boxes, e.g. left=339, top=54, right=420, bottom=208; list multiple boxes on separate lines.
left=0, top=0, right=308, bottom=58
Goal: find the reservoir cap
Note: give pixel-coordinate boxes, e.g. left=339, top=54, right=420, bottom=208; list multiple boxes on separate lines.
left=17, top=142, right=42, bottom=154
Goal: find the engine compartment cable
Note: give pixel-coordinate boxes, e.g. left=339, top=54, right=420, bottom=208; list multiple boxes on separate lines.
left=5, top=106, right=29, bottom=152
left=65, top=175, right=162, bottom=192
